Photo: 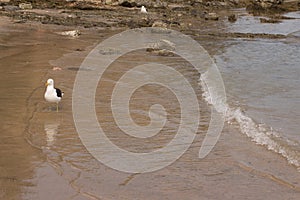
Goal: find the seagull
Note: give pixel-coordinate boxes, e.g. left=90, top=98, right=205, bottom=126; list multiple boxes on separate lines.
left=44, top=78, right=64, bottom=112
left=141, top=6, right=147, bottom=14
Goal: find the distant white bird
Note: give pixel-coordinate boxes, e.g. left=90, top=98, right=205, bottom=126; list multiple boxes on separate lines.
left=141, top=6, right=147, bottom=14
left=44, top=78, right=64, bottom=112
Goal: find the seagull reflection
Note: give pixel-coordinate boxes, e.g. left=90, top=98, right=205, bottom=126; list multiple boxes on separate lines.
left=44, top=122, right=60, bottom=146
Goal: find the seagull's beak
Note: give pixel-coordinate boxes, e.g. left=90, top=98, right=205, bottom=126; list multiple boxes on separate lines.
left=45, top=82, right=49, bottom=86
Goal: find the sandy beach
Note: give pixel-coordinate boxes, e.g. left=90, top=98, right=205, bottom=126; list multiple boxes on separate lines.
left=1, top=1, right=300, bottom=199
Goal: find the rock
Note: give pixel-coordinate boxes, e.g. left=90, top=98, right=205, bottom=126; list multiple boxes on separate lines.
left=127, top=17, right=153, bottom=28
left=148, top=39, right=175, bottom=51
left=191, top=9, right=205, bottom=17
left=59, top=30, right=81, bottom=37
left=168, top=3, right=189, bottom=11
left=205, top=12, right=219, bottom=21
left=3, top=5, right=19, bottom=11
left=19, top=3, right=32, bottom=10
left=104, top=0, right=113, bottom=5
left=250, top=0, right=300, bottom=11
left=152, top=0, right=167, bottom=8
left=150, top=28, right=172, bottom=34
left=228, top=14, right=237, bottom=22
left=219, top=1, right=228, bottom=6
left=193, top=0, right=203, bottom=3
left=260, top=17, right=281, bottom=23
left=0, top=0, right=10, bottom=3
left=118, top=0, right=140, bottom=7
left=229, top=0, right=240, bottom=5
left=152, top=21, right=168, bottom=28
left=157, top=49, right=174, bottom=57
left=118, top=0, right=166, bottom=8
left=251, top=0, right=283, bottom=9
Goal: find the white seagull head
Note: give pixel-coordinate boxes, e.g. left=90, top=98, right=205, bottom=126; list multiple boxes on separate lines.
left=46, top=78, right=54, bottom=87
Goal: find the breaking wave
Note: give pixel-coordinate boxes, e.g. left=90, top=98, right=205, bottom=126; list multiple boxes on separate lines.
left=200, top=72, right=300, bottom=171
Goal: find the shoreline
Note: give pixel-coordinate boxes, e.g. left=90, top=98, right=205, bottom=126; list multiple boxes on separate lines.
left=1, top=2, right=300, bottom=199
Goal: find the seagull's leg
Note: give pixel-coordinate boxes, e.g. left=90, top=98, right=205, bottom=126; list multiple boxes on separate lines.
left=56, top=103, right=58, bottom=112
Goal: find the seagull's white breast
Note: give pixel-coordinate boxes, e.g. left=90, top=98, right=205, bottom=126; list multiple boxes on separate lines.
left=44, top=87, right=61, bottom=103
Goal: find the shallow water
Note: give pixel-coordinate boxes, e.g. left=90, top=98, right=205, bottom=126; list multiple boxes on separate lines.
left=216, top=39, right=300, bottom=141
left=211, top=10, right=300, bottom=168
left=0, top=22, right=55, bottom=199
left=229, top=9, right=300, bottom=35
left=1, top=11, right=300, bottom=199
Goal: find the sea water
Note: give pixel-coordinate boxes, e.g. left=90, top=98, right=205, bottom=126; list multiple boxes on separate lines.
left=206, top=10, right=300, bottom=169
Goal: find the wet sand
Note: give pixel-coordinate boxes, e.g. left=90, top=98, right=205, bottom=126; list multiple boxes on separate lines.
left=1, top=15, right=300, bottom=200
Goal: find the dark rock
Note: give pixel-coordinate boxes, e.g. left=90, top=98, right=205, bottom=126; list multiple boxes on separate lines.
left=190, top=9, right=205, bottom=17
left=119, top=0, right=137, bottom=7
left=118, top=0, right=149, bottom=7
left=260, top=17, right=281, bottom=23
left=118, top=0, right=166, bottom=8
left=228, top=14, right=237, bottom=22
left=120, top=16, right=153, bottom=28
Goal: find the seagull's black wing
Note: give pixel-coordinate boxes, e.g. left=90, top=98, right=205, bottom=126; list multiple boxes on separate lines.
left=55, top=88, right=63, bottom=98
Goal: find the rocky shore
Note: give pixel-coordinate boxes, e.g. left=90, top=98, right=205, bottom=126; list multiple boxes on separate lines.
left=0, top=0, right=299, bottom=33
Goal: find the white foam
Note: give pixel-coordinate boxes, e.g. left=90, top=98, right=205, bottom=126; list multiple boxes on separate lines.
left=226, top=108, right=300, bottom=169
left=200, top=73, right=300, bottom=171
left=199, top=70, right=227, bottom=113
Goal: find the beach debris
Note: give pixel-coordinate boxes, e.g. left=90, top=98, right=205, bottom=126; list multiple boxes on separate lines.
left=148, top=39, right=175, bottom=51
left=52, top=66, right=62, bottom=71
left=147, top=39, right=175, bottom=56
left=156, top=49, right=174, bottom=57
left=141, top=6, right=147, bottom=14
left=205, top=12, right=219, bottom=21
left=19, top=3, right=32, bottom=10
left=59, top=30, right=81, bottom=37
